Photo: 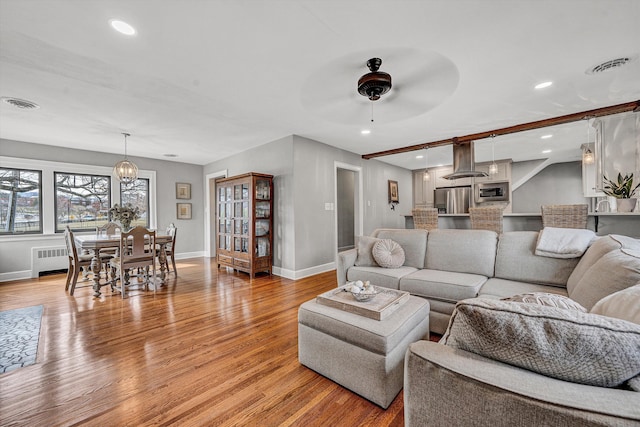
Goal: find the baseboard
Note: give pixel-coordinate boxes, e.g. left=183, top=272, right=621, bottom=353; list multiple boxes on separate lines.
left=174, top=251, right=204, bottom=260
left=0, top=257, right=333, bottom=283
left=273, top=261, right=335, bottom=280
left=0, top=270, right=33, bottom=283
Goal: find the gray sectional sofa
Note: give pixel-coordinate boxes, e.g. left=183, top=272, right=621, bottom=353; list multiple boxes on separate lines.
left=337, top=228, right=640, bottom=425
left=337, top=228, right=586, bottom=334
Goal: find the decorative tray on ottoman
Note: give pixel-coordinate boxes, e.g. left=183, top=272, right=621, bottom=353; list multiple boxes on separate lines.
left=316, top=285, right=410, bottom=321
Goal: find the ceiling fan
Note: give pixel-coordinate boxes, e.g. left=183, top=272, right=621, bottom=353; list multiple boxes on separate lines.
left=300, top=48, right=460, bottom=125
left=357, top=58, right=392, bottom=101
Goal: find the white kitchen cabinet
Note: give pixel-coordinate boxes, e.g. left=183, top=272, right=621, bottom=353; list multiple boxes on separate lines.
left=582, top=143, right=605, bottom=197
left=473, top=160, right=511, bottom=184
left=413, top=170, right=434, bottom=207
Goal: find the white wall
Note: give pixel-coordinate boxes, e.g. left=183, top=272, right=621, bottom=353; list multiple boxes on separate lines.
left=512, top=161, right=587, bottom=213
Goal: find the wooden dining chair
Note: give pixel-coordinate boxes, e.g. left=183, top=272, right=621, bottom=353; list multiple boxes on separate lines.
left=64, top=226, right=93, bottom=295
left=95, top=221, right=121, bottom=259
left=164, top=223, right=177, bottom=275
left=541, top=204, right=588, bottom=229
left=469, top=206, right=504, bottom=234
left=110, top=226, right=156, bottom=298
left=412, top=208, right=439, bottom=230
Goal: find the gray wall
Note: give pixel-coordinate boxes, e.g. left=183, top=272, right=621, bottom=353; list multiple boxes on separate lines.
left=0, top=138, right=204, bottom=277
left=203, top=135, right=295, bottom=272
left=512, top=161, right=588, bottom=213
left=204, top=134, right=412, bottom=275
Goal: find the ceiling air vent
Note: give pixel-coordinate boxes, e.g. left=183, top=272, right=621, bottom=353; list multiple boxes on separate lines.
left=1, top=97, right=40, bottom=110
left=586, top=56, right=636, bottom=75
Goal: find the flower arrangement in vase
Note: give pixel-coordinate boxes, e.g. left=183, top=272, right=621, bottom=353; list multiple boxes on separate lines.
left=603, top=173, right=639, bottom=212
left=109, top=203, right=140, bottom=231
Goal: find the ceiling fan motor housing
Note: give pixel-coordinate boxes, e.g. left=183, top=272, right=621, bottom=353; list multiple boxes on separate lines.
left=358, top=58, right=392, bottom=101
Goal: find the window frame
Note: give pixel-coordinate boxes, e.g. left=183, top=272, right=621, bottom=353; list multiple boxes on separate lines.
left=53, top=171, right=112, bottom=233
left=0, top=156, right=156, bottom=239
left=120, top=177, right=151, bottom=228
left=0, top=167, right=43, bottom=235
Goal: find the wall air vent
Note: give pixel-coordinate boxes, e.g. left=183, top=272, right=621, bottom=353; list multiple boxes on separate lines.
left=586, top=56, right=637, bottom=75
left=1, top=97, right=40, bottom=110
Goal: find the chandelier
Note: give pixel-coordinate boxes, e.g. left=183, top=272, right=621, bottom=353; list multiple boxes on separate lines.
left=113, top=132, right=138, bottom=183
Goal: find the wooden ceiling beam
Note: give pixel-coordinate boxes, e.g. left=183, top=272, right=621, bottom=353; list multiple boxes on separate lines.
left=362, top=100, right=640, bottom=160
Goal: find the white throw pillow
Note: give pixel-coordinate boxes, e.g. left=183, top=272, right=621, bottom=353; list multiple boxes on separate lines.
left=441, top=298, right=640, bottom=387
left=591, top=283, right=640, bottom=325
left=372, top=239, right=405, bottom=269
left=502, top=292, right=586, bottom=312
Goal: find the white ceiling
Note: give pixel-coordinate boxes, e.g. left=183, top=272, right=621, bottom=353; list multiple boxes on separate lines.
left=1, top=0, right=639, bottom=169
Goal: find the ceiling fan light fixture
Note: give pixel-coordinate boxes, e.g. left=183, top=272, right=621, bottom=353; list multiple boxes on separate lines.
left=358, top=58, right=392, bottom=101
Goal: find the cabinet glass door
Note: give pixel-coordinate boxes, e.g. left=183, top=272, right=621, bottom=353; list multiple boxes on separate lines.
left=256, top=179, right=271, bottom=200
left=256, top=237, right=270, bottom=257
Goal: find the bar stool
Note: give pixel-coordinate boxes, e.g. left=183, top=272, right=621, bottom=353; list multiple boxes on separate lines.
left=469, top=207, right=504, bottom=234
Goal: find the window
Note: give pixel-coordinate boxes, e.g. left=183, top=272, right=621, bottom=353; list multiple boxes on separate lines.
left=0, top=168, right=42, bottom=234
left=120, top=178, right=149, bottom=228
left=55, top=172, right=111, bottom=232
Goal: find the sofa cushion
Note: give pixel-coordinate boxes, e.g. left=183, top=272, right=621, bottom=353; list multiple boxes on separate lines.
left=425, top=229, right=497, bottom=277
left=373, top=229, right=428, bottom=269
left=502, top=292, right=586, bottom=312
left=372, top=239, right=405, bottom=268
left=495, top=231, right=578, bottom=287
left=569, top=237, right=640, bottom=310
left=354, top=236, right=381, bottom=267
left=441, top=298, right=640, bottom=387
left=347, top=266, right=417, bottom=290
left=399, top=269, right=487, bottom=303
left=478, top=278, right=569, bottom=300
left=590, top=283, right=640, bottom=325
left=566, top=235, right=633, bottom=295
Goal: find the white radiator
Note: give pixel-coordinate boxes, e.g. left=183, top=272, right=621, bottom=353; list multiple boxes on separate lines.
left=31, top=246, right=68, bottom=278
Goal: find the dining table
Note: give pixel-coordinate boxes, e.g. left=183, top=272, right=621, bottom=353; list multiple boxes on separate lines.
left=74, top=233, right=173, bottom=297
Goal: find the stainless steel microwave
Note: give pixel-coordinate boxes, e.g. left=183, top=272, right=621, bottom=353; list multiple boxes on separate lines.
left=475, top=181, right=509, bottom=203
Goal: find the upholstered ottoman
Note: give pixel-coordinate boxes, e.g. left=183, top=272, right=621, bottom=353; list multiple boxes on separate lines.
left=298, top=296, right=430, bottom=408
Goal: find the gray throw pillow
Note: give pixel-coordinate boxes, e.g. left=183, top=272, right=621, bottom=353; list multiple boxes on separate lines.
left=441, top=298, right=640, bottom=387
left=372, top=239, right=405, bottom=268
left=354, top=236, right=381, bottom=267
left=502, top=292, right=586, bottom=312
left=590, top=283, right=640, bottom=325
left=569, top=241, right=640, bottom=310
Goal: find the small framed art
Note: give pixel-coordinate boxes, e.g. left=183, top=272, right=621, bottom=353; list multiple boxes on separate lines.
left=388, top=180, right=399, bottom=203
left=177, top=203, right=192, bottom=220
left=176, top=182, right=191, bottom=199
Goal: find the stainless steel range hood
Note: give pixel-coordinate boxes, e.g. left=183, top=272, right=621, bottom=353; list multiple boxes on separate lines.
left=442, top=141, right=488, bottom=180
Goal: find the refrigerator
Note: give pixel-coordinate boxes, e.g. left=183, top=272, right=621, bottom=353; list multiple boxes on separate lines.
left=434, top=186, right=471, bottom=214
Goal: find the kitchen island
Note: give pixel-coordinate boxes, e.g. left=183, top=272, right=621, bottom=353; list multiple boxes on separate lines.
left=404, top=212, right=640, bottom=238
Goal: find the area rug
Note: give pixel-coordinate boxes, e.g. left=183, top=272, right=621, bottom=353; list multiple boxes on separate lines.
left=0, top=305, right=43, bottom=373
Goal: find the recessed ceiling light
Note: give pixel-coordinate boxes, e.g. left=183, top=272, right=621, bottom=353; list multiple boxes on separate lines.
left=110, top=19, right=136, bottom=36
left=361, top=129, right=371, bottom=135
left=415, top=155, right=424, bottom=159
left=542, top=149, right=552, bottom=154
left=540, top=134, right=553, bottom=139
left=534, top=81, right=553, bottom=90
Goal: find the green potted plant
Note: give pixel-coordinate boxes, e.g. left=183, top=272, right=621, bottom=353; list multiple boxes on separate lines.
left=603, top=173, right=639, bottom=212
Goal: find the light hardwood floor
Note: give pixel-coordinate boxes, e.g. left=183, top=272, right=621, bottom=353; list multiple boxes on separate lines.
left=0, top=259, right=404, bottom=426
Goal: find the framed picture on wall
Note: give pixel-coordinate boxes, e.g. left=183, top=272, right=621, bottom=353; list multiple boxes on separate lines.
left=177, top=203, right=192, bottom=220
left=388, top=180, right=399, bottom=203
left=176, top=182, right=191, bottom=199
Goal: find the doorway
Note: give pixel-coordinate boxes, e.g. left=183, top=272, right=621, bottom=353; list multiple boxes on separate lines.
left=205, top=169, right=227, bottom=258
left=334, top=162, right=363, bottom=254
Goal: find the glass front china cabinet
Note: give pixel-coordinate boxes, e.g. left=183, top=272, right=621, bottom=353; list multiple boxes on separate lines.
left=215, top=172, right=273, bottom=278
